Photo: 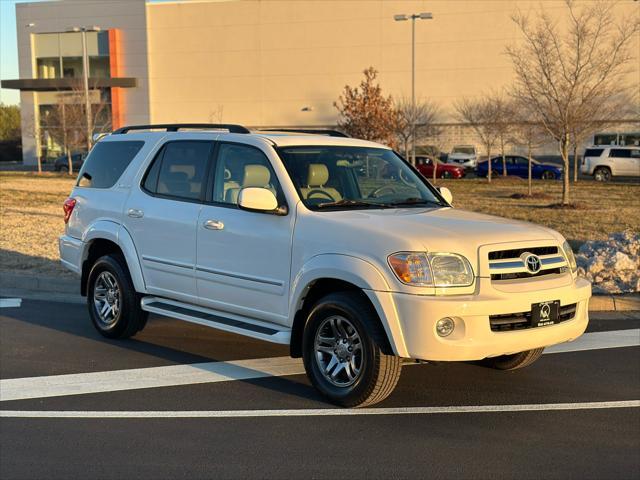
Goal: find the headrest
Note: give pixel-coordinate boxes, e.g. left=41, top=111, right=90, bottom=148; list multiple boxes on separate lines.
left=307, top=163, right=329, bottom=187
left=243, top=164, right=271, bottom=187
left=165, top=171, right=189, bottom=182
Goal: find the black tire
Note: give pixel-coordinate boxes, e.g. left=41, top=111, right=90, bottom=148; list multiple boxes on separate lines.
left=59, top=165, right=69, bottom=174
left=541, top=170, right=556, bottom=180
left=480, top=347, right=544, bottom=371
left=593, top=167, right=611, bottom=182
left=441, top=170, right=452, bottom=179
left=87, top=254, right=148, bottom=339
left=302, top=292, right=402, bottom=407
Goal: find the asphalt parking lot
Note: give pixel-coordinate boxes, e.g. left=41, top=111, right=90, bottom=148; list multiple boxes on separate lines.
left=1, top=298, right=638, bottom=479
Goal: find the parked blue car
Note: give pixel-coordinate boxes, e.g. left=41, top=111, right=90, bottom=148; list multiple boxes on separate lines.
left=475, top=155, right=563, bottom=179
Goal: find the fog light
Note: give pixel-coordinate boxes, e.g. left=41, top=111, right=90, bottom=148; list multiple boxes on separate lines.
left=436, top=317, right=455, bottom=337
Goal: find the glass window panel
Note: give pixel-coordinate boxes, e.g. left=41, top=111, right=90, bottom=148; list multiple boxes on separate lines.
left=36, top=58, right=60, bottom=79
left=34, top=33, right=60, bottom=58
left=89, top=56, right=110, bottom=77
left=156, top=141, right=212, bottom=200
left=62, top=57, right=83, bottom=78
left=77, top=141, right=144, bottom=188
left=97, top=31, right=110, bottom=56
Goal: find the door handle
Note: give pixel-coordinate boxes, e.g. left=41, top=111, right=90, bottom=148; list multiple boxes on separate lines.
left=203, top=219, right=224, bottom=230
left=127, top=208, right=144, bottom=218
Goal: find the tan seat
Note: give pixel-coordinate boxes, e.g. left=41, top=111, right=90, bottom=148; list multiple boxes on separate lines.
left=300, top=164, right=342, bottom=201
left=225, top=164, right=273, bottom=204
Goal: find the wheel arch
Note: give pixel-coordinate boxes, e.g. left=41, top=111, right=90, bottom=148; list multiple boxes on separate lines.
left=288, top=254, right=407, bottom=358
left=80, top=220, right=146, bottom=296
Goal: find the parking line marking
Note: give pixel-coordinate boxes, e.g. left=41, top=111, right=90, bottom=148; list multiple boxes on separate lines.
left=0, top=356, right=305, bottom=402
left=544, top=329, right=640, bottom=354
left=0, top=329, right=637, bottom=402
left=1, top=400, right=638, bottom=418
left=0, top=298, right=21, bottom=308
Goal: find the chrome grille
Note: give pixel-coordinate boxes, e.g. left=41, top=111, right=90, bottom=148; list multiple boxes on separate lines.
left=488, top=245, right=567, bottom=281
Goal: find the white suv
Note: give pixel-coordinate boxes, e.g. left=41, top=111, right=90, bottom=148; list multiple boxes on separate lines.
left=447, top=145, right=478, bottom=168
left=59, top=124, right=591, bottom=407
left=581, top=145, right=640, bottom=181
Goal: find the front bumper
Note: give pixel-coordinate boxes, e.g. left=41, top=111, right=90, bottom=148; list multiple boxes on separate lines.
left=390, top=277, right=591, bottom=361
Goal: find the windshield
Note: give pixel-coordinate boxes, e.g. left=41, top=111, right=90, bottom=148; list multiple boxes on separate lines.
left=452, top=146, right=475, bottom=155
left=277, top=146, right=444, bottom=210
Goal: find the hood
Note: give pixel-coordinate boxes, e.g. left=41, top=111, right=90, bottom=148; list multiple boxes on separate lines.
left=449, top=153, right=476, bottom=160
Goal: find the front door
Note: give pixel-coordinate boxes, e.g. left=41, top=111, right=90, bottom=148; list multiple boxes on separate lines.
left=124, top=139, right=214, bottom=303
left=196, top=142, right=295, bottom=325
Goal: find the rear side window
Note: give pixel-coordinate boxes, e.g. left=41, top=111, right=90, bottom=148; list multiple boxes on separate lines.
left=77, top=141, right=144, bottom=188
left=584, top=148, right=603, bottom=158
left=143, top=141, right=213, bottom=201
left=610, top=149, right=631, bottom=158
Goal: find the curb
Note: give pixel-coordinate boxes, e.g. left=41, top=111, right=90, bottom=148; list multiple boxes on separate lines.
left=1, top=272, right=639, bottom=312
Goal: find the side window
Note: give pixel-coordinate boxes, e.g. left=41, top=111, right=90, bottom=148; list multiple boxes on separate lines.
left=630, top=149, right=640, bottom=158
left=211, top=143, right=283, bottom=206
left=143, top=141, right=213, bottom=201
left=77, top=141, right=144, bottom=188
left=610, top=149, right=631, bottom=158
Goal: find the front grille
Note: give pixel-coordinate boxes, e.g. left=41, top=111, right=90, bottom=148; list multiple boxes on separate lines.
left=489, top=246, right=558, bottom=260
left=489, top=303, right=577, bottom=332
left=491, top=267, right=566, bottom=281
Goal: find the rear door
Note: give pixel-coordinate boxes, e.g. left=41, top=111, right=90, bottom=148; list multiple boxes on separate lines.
left=124, top=139, right=214, bottom=303
left=195, top=142, right=295, bottom=324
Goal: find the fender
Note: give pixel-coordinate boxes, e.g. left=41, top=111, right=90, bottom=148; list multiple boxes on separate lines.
left=289, top=254, right=408, bottom=357
left=81, top=219, right=147, bottom=294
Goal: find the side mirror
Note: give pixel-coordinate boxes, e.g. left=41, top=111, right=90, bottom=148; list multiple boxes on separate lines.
left=438, top=186, right=453, bottom=205
left=238, top=187, right=280, bottom=213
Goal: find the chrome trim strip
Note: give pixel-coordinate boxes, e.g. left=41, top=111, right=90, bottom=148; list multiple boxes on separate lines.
left=142, top=255, right=193, bottom=270
left=489, top=260, right=524, bottom=270
left=541, top=256, right=565, bottom=266
left=195, top=266, right=284, bottom=287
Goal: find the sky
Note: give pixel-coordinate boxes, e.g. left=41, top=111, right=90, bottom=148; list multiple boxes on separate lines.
left=0, top=0, right=26, bottom=105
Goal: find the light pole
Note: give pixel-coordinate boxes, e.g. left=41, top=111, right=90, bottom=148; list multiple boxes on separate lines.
left=70, top=26, right=100, bottom=152
left=394, top=12, right=433, bottom=164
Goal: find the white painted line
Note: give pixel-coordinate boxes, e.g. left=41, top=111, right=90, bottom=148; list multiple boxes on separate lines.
left=0, top=356, right=305, bottom=402
left=1, top=329, right=637, bottom=403
left=544, top=329, right=640, bottom=354
left=0, top=298, right=21, bottom=308
left=1, top=400, right=638, bottom=418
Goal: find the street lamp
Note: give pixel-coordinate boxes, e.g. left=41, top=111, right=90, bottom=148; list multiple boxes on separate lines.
left=394, top=12, right=433, bottom=164
left=69, top=26, right=100, bottom=152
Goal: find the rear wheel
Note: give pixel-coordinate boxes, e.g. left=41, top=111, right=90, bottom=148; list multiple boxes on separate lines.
left=593, top=167, right=611, bottom=182
left=59, top=165, right=69, bottom=174
left=87, top=254, right=147, bottom=339
left=302, top=292, right=402, bottom=407
left=441, top=170, right=452, bottom=179
left=480, top=348, right=544, bottom=370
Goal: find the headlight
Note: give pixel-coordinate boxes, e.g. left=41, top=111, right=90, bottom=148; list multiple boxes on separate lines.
left=561, top=241, right=577, bottom=274
left=388, top=252, right=474, bottom=287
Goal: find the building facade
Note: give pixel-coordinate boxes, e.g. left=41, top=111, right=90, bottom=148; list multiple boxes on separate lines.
left=3, top=0, right=639, bottom=165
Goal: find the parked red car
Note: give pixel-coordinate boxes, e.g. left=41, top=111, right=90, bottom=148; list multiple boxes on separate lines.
left=415, top=156, right=465, bottom=179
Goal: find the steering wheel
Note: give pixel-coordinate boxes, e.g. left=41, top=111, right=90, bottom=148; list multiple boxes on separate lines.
left=399, top=169, right=416, bottom=187
left=307, top=190, right=336, bottom=201
left=368, top=185, right=397, bottom=199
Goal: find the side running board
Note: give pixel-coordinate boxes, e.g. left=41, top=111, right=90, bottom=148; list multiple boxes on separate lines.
left=140, top=297, right=291, bottom=344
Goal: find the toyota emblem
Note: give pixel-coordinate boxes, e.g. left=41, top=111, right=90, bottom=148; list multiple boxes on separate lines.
left=524, top=253, right=542, bottom=274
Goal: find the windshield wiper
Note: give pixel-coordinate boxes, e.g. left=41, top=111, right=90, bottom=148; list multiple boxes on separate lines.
left=315, top=199, right=392, bottom=209
left=387, top=197, right=443, bottom=207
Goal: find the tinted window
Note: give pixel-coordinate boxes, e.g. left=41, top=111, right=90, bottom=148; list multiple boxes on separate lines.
left=631, top=149, right=640, bottom=158
left=149, top=141, right=212, bottom=201
left=610, top=149, right=631, bottom=158
left=584, top=148, right=603, bottom=157
left=212, top=143, right=283, bottom=206
left=77, top=141, right=144, bottom=188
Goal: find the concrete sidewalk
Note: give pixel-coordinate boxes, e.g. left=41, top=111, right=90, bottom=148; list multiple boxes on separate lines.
left=1, top=271, right=639, bottom=311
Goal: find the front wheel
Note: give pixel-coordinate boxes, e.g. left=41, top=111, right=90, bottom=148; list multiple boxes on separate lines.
left=593, top=167, right=611, bottom=182
left=87, top=254, right=148, bottom=339
left=441, top=170, right=452, bottom=179
left=480, top=347, right=544, bottom=370
left=302, top=292, right=402, bottom=407
left=541, top=170, right=556, bottom=180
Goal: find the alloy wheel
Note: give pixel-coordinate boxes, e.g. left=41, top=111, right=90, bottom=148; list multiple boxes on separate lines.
left=93, top=271, right=120, bottom=327
left=314, top=315, right=363, bottom=387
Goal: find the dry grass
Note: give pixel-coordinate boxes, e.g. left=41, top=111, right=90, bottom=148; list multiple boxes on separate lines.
left=1, top=172, right=638, bottom=277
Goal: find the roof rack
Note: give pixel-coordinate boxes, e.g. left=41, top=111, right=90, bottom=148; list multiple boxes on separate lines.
left=259, top=128, right=349, bottom=138
left=112, top=124, right=251, bottom=134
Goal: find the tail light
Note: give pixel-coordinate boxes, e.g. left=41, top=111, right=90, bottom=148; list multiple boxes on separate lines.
left=63, top=197, right=76, bottom=224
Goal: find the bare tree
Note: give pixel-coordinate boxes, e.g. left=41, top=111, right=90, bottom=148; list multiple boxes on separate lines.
left=506, top=0, right=639, bottom=204
left=455, top=96, right=501, bottom=182
left=394, top=96, right=441, bottom=164
left=493, top=94, right=515, bottom=176
left=510, top=103, right=549, bottom=196
left=334, top=67, right=398, bottom=147
left=39, top=81, right=110, bottom=174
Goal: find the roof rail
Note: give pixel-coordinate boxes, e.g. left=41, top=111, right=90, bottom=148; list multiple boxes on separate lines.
left=112, top=124, right=251, bottom=134
left=259, top=128, right=349, bottom=138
